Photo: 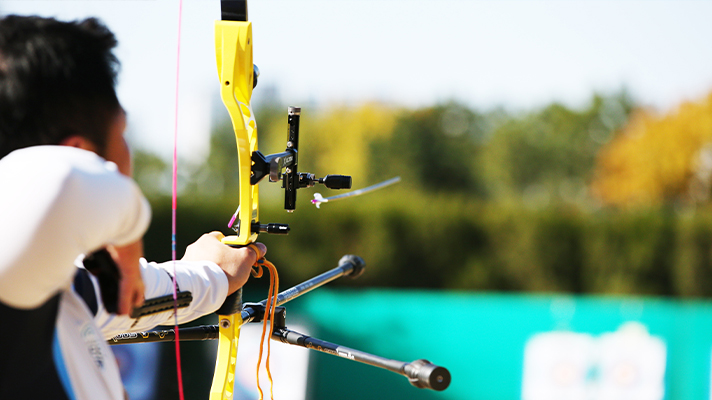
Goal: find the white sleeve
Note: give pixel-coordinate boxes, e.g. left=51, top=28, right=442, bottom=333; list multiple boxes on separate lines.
left=0, top=146, right=151, bottom=308
left=93, top=258, right=230, bottom=339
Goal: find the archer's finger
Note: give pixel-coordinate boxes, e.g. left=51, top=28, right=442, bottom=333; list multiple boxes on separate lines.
left=249, top=242, right=267, bottom=259
left=206, top=231, right=225, bottom=240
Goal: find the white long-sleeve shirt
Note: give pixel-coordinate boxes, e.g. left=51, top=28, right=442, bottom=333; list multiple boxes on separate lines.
left=0, top=146, right=229, bottom=400
left=92, top=258, right=230, bottom=338
left=0, top=146, right=151, bottom=309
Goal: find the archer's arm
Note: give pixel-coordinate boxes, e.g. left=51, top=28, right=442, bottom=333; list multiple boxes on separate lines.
left=0, top=146, right=150, bottom=309
left=88, top=258, right=227, bottom=338
left=87, top=234, right=265, bottom=339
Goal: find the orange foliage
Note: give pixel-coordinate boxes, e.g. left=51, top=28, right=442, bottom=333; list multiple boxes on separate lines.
left=592, top=92, right=712, bottom=207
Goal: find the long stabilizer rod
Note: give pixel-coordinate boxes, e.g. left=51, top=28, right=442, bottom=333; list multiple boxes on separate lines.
left=109, top=254, right=365, bottom=344
left=107, top=254, right=451, bottom=391
left=239, top=254, right=365, bottom=326
left=272, top=327, right=451, bottom=391
left=108, top=320, right=450, bottom=391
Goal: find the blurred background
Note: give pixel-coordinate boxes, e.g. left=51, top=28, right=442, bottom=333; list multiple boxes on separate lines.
left=4, top=0, right=712, bottom=399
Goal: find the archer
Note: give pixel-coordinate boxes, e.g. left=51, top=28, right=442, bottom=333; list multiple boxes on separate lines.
left=0, top=15, right=264, bottom=400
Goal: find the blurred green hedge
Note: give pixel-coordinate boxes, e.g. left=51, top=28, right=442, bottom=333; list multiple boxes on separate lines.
left=142, top=193, right=712, bottom=297
left=136, top=91, right=712, bottom=298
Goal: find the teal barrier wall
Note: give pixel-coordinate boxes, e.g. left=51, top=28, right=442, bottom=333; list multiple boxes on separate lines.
left=283, top=290, right=712, bottom=400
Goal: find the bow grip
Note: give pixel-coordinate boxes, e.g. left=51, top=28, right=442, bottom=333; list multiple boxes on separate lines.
left=215, top=288, right=243, bottom=316
left=215, top=242, right=252, bottom=316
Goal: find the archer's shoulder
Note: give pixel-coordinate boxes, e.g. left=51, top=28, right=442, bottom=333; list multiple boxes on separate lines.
left=0, top=145, right=137, bottom=208
left=0, top=145, right=124, bottom=185
left=1, top=145, right=112, bottom=172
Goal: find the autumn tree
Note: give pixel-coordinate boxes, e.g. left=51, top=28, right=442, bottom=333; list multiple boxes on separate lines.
left=593, top=92, right=712, bottom=207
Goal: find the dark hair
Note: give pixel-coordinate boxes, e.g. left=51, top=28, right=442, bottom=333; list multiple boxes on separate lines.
left=0, top=15, right=121, bottom=159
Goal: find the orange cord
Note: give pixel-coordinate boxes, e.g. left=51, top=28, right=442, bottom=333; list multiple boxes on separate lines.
left=248, top=244, right=279, bottom=400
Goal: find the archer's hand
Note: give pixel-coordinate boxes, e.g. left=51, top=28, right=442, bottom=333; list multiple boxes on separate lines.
left=106, top=240, right=145, bottom=315
left=182, top=231, right=266, bottom=295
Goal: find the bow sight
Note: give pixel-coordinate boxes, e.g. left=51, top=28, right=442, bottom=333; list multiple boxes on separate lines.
left=249, top=106, right=352, bottom=210
left=230, top=105, right=352, bottom=237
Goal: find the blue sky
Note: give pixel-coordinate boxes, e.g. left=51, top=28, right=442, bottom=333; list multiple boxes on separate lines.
left=3, top=0, right=712, bottom=160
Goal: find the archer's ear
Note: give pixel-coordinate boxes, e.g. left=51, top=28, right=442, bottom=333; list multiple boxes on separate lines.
left=59, top=135, right=99, bottom=153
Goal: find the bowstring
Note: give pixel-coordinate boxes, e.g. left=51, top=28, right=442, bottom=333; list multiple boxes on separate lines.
left=172, top=0, right=186, bottom=399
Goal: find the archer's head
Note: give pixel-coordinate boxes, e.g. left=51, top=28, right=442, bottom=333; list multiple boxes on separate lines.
left=0, top=15, right=124, bottom=166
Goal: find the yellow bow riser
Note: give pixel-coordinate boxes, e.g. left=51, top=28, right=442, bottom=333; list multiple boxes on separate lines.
left=215, top=20, right=259, bottom=247
left=209, top=311, right=242, bottom=400
left=211, top=19, right=256, bottom=400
